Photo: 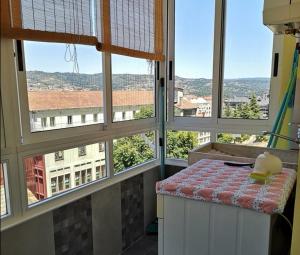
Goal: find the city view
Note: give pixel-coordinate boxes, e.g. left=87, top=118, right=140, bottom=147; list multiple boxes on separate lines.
left=23, top=68, right=271, bottom=205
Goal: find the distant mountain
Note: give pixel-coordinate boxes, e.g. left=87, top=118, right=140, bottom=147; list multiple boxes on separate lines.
left=26, top=71, right=270, bottom=98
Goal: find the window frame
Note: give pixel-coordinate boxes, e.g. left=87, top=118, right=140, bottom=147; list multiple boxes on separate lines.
left=16, top=40, right=107, bottom=144
left=166, top=0, right=280, bottom=166
left=1, top=38, right=162, bottom=230
left=0, top=160, right=12, bottom=218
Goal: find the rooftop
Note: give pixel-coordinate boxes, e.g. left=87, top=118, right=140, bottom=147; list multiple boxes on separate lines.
left=28, top=90, right=154, bottom=111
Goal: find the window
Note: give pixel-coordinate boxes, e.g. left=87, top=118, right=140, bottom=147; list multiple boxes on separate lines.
left=174, top=0, right=215, bottom=118
left=87, top=169, right=92, bottom=182
left=113, top=131, right=156, bottom=174
left=41, top=117, right=47, bottom=127
left=99, top=143, right=105, bottom=152
left=51, top=178, right=57, bottom=194
left=78, top=146, right=86, bottom=157
left=222, top=0, right=272, bottom=120
left=81, top=115, right=86, bottom=124
left=0, top=162, right=9, bottom=217
left=167, top=130, right=211, bottom=160
left=111, top=55, right=155, bottom=122
left=101, top=165, right=105, bottom=177
left=217, top=133, right=269, bottom=147
left=54, top=151, right=64, bottom=161
left=65, top=174, right=70, bottom=189
left=50, top=117, right=55, bottom=127
left=95, top=166, right=100, bottom=180
left=67, top=116, right=72, bottom=125
left=24, top=142, right=106, bottom=205
left=93, top=113, right=98, bottom=122
left=24, top=42, right=104, bottom=132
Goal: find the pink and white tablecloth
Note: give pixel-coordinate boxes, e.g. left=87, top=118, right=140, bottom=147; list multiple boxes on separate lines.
left=156, top=159, right=296, bottom=214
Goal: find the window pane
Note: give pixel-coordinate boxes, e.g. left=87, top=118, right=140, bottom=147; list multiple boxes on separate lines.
left=222, top=0, right=272, bottom=119
left=111, top=55, right=155, bottom=122
left=217, top=133, right=269, bottom=147
left=174, top=0, right=214, bottom=118
left=0, top=162, right=9, bottom=217
left=167, top=130, right=211, bottom=160
left=24, top=42, right=104, bottom=132
left=113, top=131, right=156, bottom=174
left=24, top=142, right=106, bottom=205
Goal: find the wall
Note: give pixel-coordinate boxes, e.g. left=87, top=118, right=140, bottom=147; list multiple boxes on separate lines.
left=0, top=167, right=159, bottom=255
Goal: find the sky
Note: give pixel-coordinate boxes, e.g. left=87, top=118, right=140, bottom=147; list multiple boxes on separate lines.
left=24, top=0, right=273, bottom=79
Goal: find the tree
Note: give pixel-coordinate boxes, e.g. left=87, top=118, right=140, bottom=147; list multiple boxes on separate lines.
left=224, top=104, right=232, bottom=117
left=248, top=94, right=260, bottom=119
left=113, top=134, right=154, bottom=173
left=225, top=94, right=261, bottom=120
left=134, top=106, right=154, bottom=119
left=113, top=106, right=155, bottom=173
left=217, top=133, right=234, bottom=144
left=167, top=131, right=198, bottom=159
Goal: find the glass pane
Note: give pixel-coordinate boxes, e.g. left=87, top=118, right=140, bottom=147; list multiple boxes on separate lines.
left=24, top=142, right=106, bottom=205
left=167, top=130, right=211, bottom=160
left=111, top=55, right=155, bottom=122
left=0, top=162, right=9, bottom=217
left=113, top=131, right=156, bottom=174
left=174, top=0, right=215, bottom=117
left=217, top=133, right=270, bottom=147
left=222, top=0, right=272, bottom=119
left=24, top=41, right=104, bottom=132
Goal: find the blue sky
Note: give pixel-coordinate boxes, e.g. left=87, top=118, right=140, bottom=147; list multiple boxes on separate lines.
left=24, top=0, right=273, bottom=79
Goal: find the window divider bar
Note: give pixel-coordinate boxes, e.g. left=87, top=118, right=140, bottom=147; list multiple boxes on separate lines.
left=212, top=0, right=226, bottom=120
left=103, top=52, right=113, bottom=129
left=106, top=139, right=114, bottom=178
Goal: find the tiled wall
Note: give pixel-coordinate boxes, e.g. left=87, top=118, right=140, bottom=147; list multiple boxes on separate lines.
left=121, top=174, right=144, bottom=250
left=1, top=167, right=159, bottom=255
left=53, top=196, right=93, bottom=255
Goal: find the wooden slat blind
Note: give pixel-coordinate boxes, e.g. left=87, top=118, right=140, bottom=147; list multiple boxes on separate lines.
left=1, top=0, right=164, bottom=60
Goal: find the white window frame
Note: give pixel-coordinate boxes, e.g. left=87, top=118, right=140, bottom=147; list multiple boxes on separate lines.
left=0, top=160, right=12, bottom=218
left=1, top=37, right=162, bottom=230
left=166, top=0, right=281, bottom=166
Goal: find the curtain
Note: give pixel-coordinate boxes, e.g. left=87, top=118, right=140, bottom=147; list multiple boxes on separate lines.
left=1, top=0, right=163, bottom=60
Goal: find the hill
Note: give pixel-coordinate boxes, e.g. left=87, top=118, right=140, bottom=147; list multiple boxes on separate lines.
left=26, top=71, right=270, bottom=98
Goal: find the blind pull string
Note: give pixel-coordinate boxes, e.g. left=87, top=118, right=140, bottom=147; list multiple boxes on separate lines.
left=64, top=44, right=80, bottom=74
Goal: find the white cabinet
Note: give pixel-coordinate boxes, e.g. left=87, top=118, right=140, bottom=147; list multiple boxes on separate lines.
left=158, top=195, right=271, bottom=255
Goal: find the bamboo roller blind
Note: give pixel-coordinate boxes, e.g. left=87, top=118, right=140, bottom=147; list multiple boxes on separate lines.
left=1, top=0, right=163, bottom=60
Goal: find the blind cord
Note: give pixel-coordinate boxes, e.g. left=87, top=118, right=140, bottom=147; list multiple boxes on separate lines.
left=64, top=44, right=79, bottom=73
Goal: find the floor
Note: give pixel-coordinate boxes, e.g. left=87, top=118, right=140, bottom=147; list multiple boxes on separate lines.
left=122, top=235, right=158, bottom=255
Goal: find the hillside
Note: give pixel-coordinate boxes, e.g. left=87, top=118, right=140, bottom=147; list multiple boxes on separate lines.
left=26, top=71, right=270, bottom=98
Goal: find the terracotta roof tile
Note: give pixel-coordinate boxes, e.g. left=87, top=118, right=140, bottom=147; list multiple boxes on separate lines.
left=175, top=98, right=198, bottom=110
left=28, top=90, right=154, bottom=111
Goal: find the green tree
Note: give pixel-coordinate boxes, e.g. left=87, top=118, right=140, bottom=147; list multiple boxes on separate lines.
left=248, top=94, right=260, bottom=119
left=167, top=131, right=198, bottom=160
left=113, top=134, right=154, bottom=173
left=113, top=106, right=155, bottom=173
left=134, top=106, right=154, bottom=119
left=217, top=133, right=235, bottom=144
left=225, top=94, right=261, bottom=120
left=224, top=104, right=232, bottom=117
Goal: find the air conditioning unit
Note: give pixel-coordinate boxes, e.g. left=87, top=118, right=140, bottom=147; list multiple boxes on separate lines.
left=263, top=0, right=300, bottom=34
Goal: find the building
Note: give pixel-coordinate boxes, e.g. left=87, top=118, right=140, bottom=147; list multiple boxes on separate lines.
left=174, top=88, right=212, bottom=117
left=224, top=94, right=270, bottom=118
left=25, top=89, right=211, bottom=202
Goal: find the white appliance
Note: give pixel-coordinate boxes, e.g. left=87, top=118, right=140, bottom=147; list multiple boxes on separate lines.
left=263, top=0, right=300, bottom=34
